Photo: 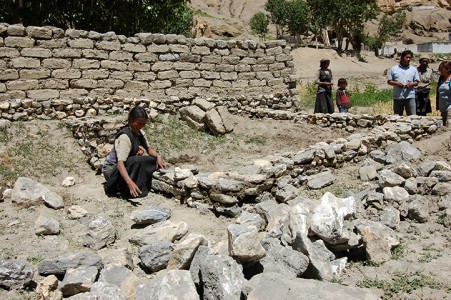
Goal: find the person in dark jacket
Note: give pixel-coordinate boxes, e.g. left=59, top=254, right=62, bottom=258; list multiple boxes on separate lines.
left=314, top=59, right=334, bottom=114
left=415, top=56, right=433, bottom=116
left=102, top=106, right=167, bottom=198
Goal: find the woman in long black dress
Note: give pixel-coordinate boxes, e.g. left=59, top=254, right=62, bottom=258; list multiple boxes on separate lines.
left=102, top=106, right=168, bottom=198
left=314, top=59, right=335, bottom=114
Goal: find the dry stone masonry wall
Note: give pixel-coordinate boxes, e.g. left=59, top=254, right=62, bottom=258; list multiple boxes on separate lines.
left=58, top=110, right=442, bottom=212
left=0, top=23, right=298, bottom=118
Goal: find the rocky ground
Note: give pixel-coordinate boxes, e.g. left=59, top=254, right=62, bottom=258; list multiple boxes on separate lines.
left=0, top=109, right=450, bottom=299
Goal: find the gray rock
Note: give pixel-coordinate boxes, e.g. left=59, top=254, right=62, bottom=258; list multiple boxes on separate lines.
left=275, top=183, right=299, bottom=203
left=35, top=215, right=60, bottom=235
left=190, top=248, right=245, bottom=300
left=307, top=171, right=335, bottom=189
left=430, top=170, right=451, bottom=182
left=369, top=150, right=386, bottom=164
left=438, top=194, right=451, bottom=210
left=36, top=275, right=62, bottom=300
left=179, top=105, right=205, bottom=123
left=61, top=266, right=98, bottom=297
left=130, top=207, right=171, bottom=225
left=292, top=233, right=334, bottom=281
left=355, top=219, right=400, bottom=264
left=378, top=169, right=405, bottom=187
left=215, top=205, right=242, bottom=218
left=391, top=162, right=417, bottom=178
left=366, top=191, right=384, bottom=209
left=404, top=177, right=418, bottom=194
left=310, top=192, right=356, bottom=245
left=97, top=248, right=134, bottom=271
left=188, top=245, right=211, bottom=286
left=383, top=186, right=409, bottom=202
left=98, top=265, right=132, bottom=287
left=385, top=141, right=421, bottom=164
left=359, top=165, right=378, bottom=181
left=331, top=257, right=348, bottom=276
left=280, top=202, right=311, bottom=245
left=205, top=108, right=229, bottom=135
left=416, top=176, right=439, bottom=193
left=135, top=270, right=199, bottom=300
left=254, top=200, right=290, bottom=232
left=228, top=224, right=266, bottom=263
left=0, top=259, right=34, bottom=290
left=42, top=191, right=65, bottom=209
left=91, top=282, right=125, bottom=300
left=259, top=239, right=309, bottom=278
left=379, top=207, right=400, bottom=229
left=215, top=178, right=245, bottom=192
left=215, top=106, right=234, bottom=133
left=67, top=205, right=88, bottom=219
left=11, top=177, right=51, bottom=205
left=408, top=195, right=429, bottom=223
left=167, top=233, right=208, bottom=270
left=209, top=192, right=238, bottom=204
left=138, top=240, right=173, bottom=273
left=236, top=211, right=266, bottom=231
left=293, top=149, right=316, bottom=164
left=432, top=182, right=451, bottom=196
left=244, top=272, right=379, bottom=300
left=83, top=216, right=116, bottom=250
left=417, top=161, right=436, bottom=177
left=38, top=253, right=103, bottom=275
left=193, top=98, right=215, bottom=111
left=129, top=220, right=188, bottom=246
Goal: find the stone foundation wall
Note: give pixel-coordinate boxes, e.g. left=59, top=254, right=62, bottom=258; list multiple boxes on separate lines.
left=57, top=112, right=442, bottom=211
left=59, top=106, right=440, bottom=170
left=0, top=23, right=297, bottom=107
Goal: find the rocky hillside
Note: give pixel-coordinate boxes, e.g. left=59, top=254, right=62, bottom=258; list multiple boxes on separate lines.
left=190, top=0, right=451, bottom=43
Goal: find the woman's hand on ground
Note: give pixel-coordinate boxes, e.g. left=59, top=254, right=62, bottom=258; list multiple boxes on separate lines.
left=127, top=180, right=141, bottom=197
left=157, top=156, right=168, bottom=169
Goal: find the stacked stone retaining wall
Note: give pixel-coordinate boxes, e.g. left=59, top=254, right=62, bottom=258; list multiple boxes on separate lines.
left=0, top=23, right=298, bottom=110
left=58, top=113, right=442, bottom=212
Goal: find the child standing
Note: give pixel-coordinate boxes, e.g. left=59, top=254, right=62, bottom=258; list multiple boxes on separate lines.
left=336, top=78, right=352, bottom=113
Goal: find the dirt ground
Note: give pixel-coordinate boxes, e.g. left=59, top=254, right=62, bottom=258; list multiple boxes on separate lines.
left=1, top=49, right=450, bottom=299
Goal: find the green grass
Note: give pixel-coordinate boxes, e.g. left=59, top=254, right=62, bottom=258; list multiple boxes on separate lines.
left=391, top=241, right=407, bottom=260
left=0, top=121, right=80, bottom=187
left=144, top=115, right=227, bottom=158
left=298, top=82, right=393, bottom=110
left=356, top=271, right=450, bottom=298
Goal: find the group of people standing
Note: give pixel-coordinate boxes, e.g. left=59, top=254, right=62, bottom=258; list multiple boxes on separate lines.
left=314, top=50, right=451, bottom=127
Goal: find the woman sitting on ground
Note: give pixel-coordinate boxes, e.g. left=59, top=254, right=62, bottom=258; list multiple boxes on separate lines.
left=102, top=106, right=168, bottom=198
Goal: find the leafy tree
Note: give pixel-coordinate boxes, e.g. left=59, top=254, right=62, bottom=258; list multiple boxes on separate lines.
left=285, top=0, right=310, bottom=44
left=365, top=11, right=406, bottom=56
left=340, top=0, right=379, bottom=59
left=305, top=0, right=332, bottom=48
left=0, top=0, right=193, bottom=36
left=305, top=0, right=378, bottom=55
left=265, top=0, right=289, bottom=39
left=249, top=12, right=269, bottom=40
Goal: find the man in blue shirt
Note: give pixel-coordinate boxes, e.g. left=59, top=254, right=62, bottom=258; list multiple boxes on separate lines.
left=387, top=50, right=420, bottom=116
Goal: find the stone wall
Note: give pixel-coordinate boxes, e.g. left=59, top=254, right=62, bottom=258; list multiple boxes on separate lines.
left=0, top=23, right=298, bottom=109
left=53, top=112, right=441, bottom=211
